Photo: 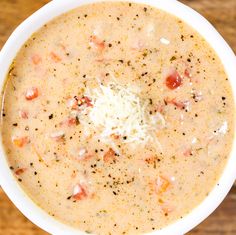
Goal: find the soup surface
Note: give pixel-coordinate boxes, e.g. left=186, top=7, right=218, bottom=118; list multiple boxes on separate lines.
left=1, top=2, right=235, bottom=235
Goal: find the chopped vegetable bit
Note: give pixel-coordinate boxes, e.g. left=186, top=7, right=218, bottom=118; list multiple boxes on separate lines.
left=89, top=35, right=105, bottom=51
left=19, top=110, right=28, bottom=119
left=50, top=131, right=65, bottom=141
left=60, top=117, right=78, bottom=127
left=76, top=148, right=93, bottom=161
left=164, top=97, right=187, bottom=110
left=50, top=51, right=62, bottom=62
left=12, top=136, right=29, bottom=147
left=103, top=148, right=116, bottom=162
left=72, top=183, right=88, bottom=200
left=67, top=97, right=78, bottom=110
left=78, top=96, right=93, bottom=107
left=165, top=70, right=182, bottom=90
left=15, top=168, right=27, bottom=175
left=25, top=87, right=39, bottom=100
left=155, top=175, right=170, bottom=194
left=184, top=68, right=192, bottom=78
left=183, top=148, right=193, bottom=157
left=31, top=54, right=42, bottom=65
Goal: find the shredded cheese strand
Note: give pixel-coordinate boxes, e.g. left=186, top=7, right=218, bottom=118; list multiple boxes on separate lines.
left=78, top=82, right=165, bottom=152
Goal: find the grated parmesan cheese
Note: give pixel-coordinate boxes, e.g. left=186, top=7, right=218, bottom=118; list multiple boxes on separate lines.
left=77, top=82, right=165, bottom=152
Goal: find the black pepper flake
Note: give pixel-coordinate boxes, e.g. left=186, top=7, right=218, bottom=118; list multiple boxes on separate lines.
left=18, top=178, right=22, bottom=182
left=34, top=171, right=37, bottom=175
left=84, top=14, right=88, bottom=18
left=116, top=17, right=120, bottom=21
left=2, top=113, right=6, bottom=117
left=128, top=3, right=132, bottom=7
left=113, top=191, right=117, bottom=195
left=108, top=43, right=112, bottom=47
left=170, top=56, right=176, bottom=61
left=12, top=123, right=18, bottom=127
left=118, top=59, right=124, bottom=63
left=83, top=74, right=86, bottom=78
left=187, top=58, right=191, bottom=62
left=181, top=35, right=184, bottom=41
left=30, top=163, right=33, bottom=167
left=149, top=98, right=153, bottom=105
left=123, top=136, right=127, bottom=140
left=222, top=96, right=226, bottom=100
left=95, top=149, right=98, bottom=153
left=9, top=166, right=14, bottom=170
left=67, top=196, right=72, bottom=200
left=49, top=114, right=53, bottom=119
left=143, top=7, right=147, bottom=12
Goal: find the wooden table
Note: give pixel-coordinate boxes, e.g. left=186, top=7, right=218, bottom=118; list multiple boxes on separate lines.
left=0, top=0, right=235, bottom=234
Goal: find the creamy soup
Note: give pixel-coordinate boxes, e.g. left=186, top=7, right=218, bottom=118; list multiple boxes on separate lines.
left=0, top=2, right=235, bottom=235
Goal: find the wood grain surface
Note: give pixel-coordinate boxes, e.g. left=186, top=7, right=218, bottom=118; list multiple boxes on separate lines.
left=0, top=0, right=235, bottom=234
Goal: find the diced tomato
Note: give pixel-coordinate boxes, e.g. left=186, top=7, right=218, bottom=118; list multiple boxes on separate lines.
left=31, top=54, right=42, bottom=65
left=78, top=96, right=93, bottom=107
left=155, top=104, right=165, bottom=114
left=60, top=117, right=78, bottom=127
left=12, top=136, right=29, bottom=147
left=155, top=175, right=170, bottom=194
left=72, top=183, right=88, bottom=200
left=165, top=70, right=182, bottom=90
left=19, top=110, right=28, bottom=119
left=164, top=97, right=186, bottom=110
left=67, top=97, right=78, bottom=110
left=110, top=134, right=120, bottom=140
left=183, top=148, right=193, bottom=157
left=184, top=68, right=191, bottom=78
left=89, top=35, right=105, bottom=51
left=50, top=52, right=62, bottom=62
left=15, top=168, right=27, bottom=175
left=50, top=131, right=65, bottom=141
left=25, top=87, right=39, bottom=100
left=103, top=148, right=116, bottom=162
left=76, top=148, right=93, bottom=161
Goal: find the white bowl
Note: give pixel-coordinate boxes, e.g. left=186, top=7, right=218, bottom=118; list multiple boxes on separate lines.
left=0, top=0, right=235, bottom=234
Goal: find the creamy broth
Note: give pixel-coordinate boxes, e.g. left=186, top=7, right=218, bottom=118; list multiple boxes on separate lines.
left=1, top=2, right=235, bottom=235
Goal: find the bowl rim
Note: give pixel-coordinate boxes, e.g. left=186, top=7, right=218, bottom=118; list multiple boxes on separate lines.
left=0, top=0, right=235, bottom=234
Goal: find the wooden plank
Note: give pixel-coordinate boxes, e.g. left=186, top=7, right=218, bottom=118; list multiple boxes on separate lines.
left=0, top=0, right=235, bottom=234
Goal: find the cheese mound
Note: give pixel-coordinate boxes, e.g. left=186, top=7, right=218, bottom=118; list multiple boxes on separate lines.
left=78, top=82, right=165, bottom=152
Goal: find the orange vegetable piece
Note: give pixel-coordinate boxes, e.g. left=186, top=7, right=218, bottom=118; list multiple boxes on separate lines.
left=12, top=136, right=29, bottom=147
left=25, top=87, right=39, bottom=100
left=155, top=175, right=170, bottom=194
left=50, top=51, right=62, bottom=62
left=103, top=148, right=116, bottom=162
left=89, top=35, right=105, bottom=51
left=72, top=184, right=88, bottom=200
left=31, top=54, right=42, bottom=65
left=15, top=168, right=27, bottom=175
